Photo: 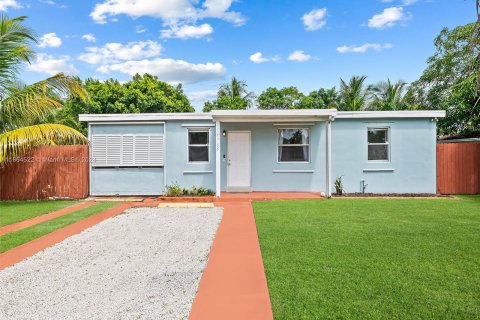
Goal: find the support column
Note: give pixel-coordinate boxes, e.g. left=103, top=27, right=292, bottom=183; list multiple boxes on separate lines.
left=215, top=120, right=221, bottom=197
left=326, top=119, right=332, bottom=198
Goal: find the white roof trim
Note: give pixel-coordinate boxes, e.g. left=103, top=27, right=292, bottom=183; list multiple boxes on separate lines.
left=336, top=111, right=446, bottom=119
left=79, top=110, right=446, bottom=123
left=211, top=109, right=336, bottom=122
left=79, top=113, right=213, bottom=122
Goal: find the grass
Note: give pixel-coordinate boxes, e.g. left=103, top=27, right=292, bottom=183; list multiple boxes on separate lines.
left=253, top=196, right=480, bottom=320
left=0, top=202, right=119, bottom=253
left=0, top=200, right=80, bottom=227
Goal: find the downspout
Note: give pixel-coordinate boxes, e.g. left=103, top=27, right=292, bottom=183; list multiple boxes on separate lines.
left=163, top=122, right=167, bottom=192
left=215, top=120, right=221, bottom=197
left=326, top=117, right=332, bottom=198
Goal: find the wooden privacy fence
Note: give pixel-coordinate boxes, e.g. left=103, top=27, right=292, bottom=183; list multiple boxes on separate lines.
left=0, top=145, right=89, bottom=200
left=437, top=142, right=480, bottom=195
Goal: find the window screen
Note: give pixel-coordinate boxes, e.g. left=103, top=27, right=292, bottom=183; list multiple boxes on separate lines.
left=367, top=128, right=389, bottom=161
left=278, top=129, right=309, bottom=162
left=188, top=130, right=209, bottom=162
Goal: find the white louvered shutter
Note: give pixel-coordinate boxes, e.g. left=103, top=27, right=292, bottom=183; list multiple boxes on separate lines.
left=91, top=135, right=107, bottom=166
left=106, top=135, right=122, bottom=166
left=122, top=135, right=134, bottom=165
left=149, top=135, right=164, bottom=166
left=91, top=134, right=164, bottom=167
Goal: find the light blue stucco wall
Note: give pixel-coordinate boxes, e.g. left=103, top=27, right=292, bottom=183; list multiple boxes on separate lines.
left=164, top=120, right=216, bottom=190
left=219, top=122, right=326, bottom=192
left=331, top=118, right=437, bottom=194
left=87, top=117, right=438, bottom=196
left=90, top=123, right=165, bottom=196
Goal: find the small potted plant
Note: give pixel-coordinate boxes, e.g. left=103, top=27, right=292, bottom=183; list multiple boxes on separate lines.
left=334, top=175, right=344, bottom=196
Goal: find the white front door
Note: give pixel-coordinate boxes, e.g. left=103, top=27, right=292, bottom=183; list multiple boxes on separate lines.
left=227, top=131, right=251, bottom=191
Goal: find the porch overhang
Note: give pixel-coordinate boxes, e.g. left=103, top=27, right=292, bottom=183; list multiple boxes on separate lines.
left=211, top=109, right=336, bottom=123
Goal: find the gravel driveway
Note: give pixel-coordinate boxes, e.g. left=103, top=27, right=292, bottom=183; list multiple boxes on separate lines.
left=0, top=207, right=223, bottom=320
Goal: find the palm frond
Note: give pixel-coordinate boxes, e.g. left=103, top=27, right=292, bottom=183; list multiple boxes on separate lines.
left=0, top=74, right=87, bottom=131
left=0, top=15, right=37, bottom=97
left=0, top=124, right=88, bottom=163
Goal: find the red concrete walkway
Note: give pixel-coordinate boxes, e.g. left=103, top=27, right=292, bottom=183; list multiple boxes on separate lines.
left=0, top=200, right=96, bottom=236
left=190, top=192, right=322, bottom=320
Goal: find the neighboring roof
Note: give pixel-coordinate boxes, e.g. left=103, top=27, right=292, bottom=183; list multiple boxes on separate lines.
left=335, top=111, right=446, bottom=119
left=79, top=110, right=446, bottom=123
left=438, top=132, right=480, bottom=143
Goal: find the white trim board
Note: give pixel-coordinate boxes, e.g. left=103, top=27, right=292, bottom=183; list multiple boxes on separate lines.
left=336, top=111, right=446, bottom=119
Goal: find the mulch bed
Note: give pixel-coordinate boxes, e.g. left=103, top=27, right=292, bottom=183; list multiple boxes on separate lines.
left=332, top=193, right=450, bottom=198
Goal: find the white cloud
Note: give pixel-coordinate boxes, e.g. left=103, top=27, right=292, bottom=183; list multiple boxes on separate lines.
left=302, top=8, right=327, bottom=31
left=90, top=0, right=245, bottom=26
left=249, top=52, right=279, bottom=64
left=336, top=43, right=393, bottom=53
left=81, top=33, right=96, bottom=42
left=161, top=23, right=213, bottom=39
left=288, top=50, right=312, bottom=62
left=187, top=89, right=217, bottom=104
left=78, top=40, right=162, bottom=64
left=38, top=33, right=62, bottom=48
left=0, top=0, right=21, bottom=11
left=368, top=7, right=406, bottom=29
left=27, top=54, right=78, bottom=75
left=96, top=58, right=226, bottom=85
left=402, top=0, right=418, bottom=5
left=135, top=25, right=147, bottom=33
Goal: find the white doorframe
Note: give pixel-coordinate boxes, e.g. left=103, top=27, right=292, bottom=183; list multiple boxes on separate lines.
left=226, top=131, right=252, bottom=192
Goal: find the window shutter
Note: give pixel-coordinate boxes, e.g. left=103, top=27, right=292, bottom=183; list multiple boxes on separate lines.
left=122, top=135, right=134, bottom=165
left=91, top=134, right=164, bottom=167
left=91, top=135, right=107, bottom=166
left=106, top=135, right=122, bottom=166
left=150, top=135, right=164, bottom=166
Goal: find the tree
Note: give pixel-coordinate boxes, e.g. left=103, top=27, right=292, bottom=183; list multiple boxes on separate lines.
left=300, top=88, right=340, bottom=109
left=338, top=76, right=369, bottom=111
left=407, top=23, right=479, bottom=135
left=257, top=87, right=305, bottom=109
left=368, top=79, right=408, bottom=110
left=0, top=16, right=87, bottom=163
left=60, top=74, right=194, bottom=134
left=202, top=77, right=254, bottom=112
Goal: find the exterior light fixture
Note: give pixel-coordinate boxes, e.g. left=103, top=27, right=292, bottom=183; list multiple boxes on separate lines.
left=222, top=130, right=226, bottom=136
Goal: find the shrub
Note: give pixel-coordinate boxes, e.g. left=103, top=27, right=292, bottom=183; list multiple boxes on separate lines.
left=165, top=183, right=182, bottom=197
left=334, top=175, right=344, bottom=195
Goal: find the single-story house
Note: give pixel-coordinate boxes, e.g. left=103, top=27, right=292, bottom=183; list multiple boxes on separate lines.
left=79, top=110, right=446, bottom=197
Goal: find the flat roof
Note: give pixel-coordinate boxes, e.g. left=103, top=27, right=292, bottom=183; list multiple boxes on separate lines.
left=79, top=110, right=446, bottom=123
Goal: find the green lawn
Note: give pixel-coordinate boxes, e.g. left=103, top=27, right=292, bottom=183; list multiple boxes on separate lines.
left=254, top=196, right=480, bottom=320
left=0, top=202, right=119, bottom=253
left=0, top=200, right=80, bottom=227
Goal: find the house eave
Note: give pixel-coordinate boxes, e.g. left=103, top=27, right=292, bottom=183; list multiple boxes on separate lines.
left=336, top=110, right=446, bottom=119
left=210, top=109, right=336, bottom=122
left=79, top=113, right=213, bottom=122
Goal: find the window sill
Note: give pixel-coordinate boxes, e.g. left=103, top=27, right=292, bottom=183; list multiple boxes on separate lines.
left=363, top=168, right=395, bottom=172
left=272, top=170, right=314, bottom=173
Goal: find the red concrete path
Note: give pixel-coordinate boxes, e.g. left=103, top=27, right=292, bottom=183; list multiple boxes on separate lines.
left=190, top=193, right=322, bottom=320
left=0, top=202, right=131, bottom=270
left=0, top=200, right=96, bottom=236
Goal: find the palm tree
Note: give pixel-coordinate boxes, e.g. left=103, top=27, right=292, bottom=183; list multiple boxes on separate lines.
left=368, top=79, right=408, bottom=110
left=0, top=16, right=87, bottom=163
left=338, top=75, right=368, bottom=111
left=217, top=77, right=255, bottom=108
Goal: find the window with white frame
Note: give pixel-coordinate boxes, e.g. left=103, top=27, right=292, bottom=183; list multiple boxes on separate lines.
left=367, top=128, right=390, bottom=161
left=91, top=134, right=164, bottom=167
left=188, top=130, right=209, bottom=162
left=278, top=128, right=309, bottom=162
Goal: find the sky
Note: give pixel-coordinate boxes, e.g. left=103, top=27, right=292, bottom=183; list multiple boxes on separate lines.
left=0, top=0, right=474, bottom=110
